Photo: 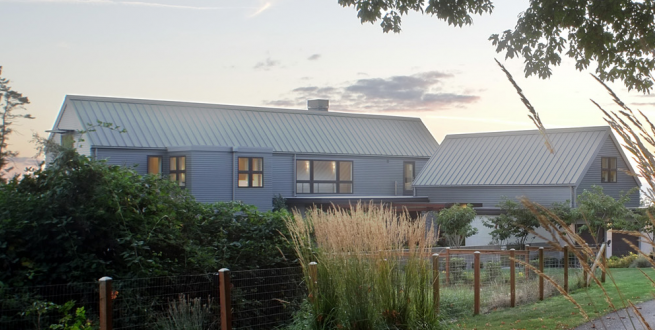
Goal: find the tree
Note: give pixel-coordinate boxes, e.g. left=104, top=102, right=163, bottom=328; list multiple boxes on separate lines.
left=575, top=185, right=637, bottom=243
left=435, top=203, right=477, bottom=248
left=0, top=66, right=33, bottom=181
left=337, top=1, right=655, bottom=92
left=484, top=198, right=540, bottom=249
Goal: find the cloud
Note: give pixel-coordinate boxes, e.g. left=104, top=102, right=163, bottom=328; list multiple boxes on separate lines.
left=266, top=71, right=479, bottom=112
left=1, top=0, right=250, bottom=10
left=307, top=54, right=321, bottom=61
left=253, top=57, right=280, bottom=70
left=631, top=102, right=655, bottom=106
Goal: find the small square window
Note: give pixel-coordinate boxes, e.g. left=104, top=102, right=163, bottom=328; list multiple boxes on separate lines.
left=147, top=156, right=162, bottom=175
left=601, top=157, right=617, bottom=183
left=238, top=157, right=264, bottom=188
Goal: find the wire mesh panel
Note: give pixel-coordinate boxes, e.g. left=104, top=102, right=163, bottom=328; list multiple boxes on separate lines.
left=0, top=282, right=98, bottom=330
left=112, top=274, right=219, bottom=330
left=231, top=266, right=304, bottom=330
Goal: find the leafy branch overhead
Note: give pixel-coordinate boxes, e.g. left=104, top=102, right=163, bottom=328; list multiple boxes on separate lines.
left=338, top=0, right=655, bottom=93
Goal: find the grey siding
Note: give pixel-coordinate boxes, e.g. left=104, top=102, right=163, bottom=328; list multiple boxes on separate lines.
left=271, top=154, right=294, bottom=197
left=186, top=150, right=233, bottom=203
left=95, top=148, right=166, bottom=175
left=416, top=186, right=572, bottom=207
left=577, top=138, right=640, bottom=207
left=234, top=152, right=274, bottom=211
left=293, top=155, right=428, bottom=197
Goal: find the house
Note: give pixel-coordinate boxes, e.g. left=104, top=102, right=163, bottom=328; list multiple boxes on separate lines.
left=48, top=95, right=440, bottom=211
left=413, top=126, right=641, bottom=255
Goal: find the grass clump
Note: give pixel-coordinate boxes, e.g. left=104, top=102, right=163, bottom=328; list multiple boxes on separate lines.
left=155, top=294, right=215, bottom=330
left=284, top=203, right=444, bottom=330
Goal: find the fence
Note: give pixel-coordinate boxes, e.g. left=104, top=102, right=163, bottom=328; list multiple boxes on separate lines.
left=0, top=267, right=304, bottom=330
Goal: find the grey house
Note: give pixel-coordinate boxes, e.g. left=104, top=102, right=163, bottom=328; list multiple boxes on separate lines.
left=413, top=126, right=641, bottom=253
left=49, top=96, right=439, bottom=211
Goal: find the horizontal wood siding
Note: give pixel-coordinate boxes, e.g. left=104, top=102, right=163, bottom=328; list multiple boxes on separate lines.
left=416, top=186, right=572, bottom=207
left=187, top=150, right=232, bottom=203
left=577, top=138, right=640, bottom=207
left=272, top=154, right=294, bottom=197
left=234, top=152, right=274, bottom=211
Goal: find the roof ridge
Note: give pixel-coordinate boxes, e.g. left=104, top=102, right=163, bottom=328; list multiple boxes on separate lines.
left=444, top=126, right=609, bottom=140
left=65, top=95, right=423, bottom=122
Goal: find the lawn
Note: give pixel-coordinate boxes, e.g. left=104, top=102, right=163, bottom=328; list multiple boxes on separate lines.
left=453, top=268, right=655, bottom=330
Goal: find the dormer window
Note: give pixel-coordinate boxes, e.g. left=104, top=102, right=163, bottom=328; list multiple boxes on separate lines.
left=601, top=157, right=617, bottom=183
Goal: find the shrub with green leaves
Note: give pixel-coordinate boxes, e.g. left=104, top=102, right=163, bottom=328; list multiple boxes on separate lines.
left=435, top=204, right=477, bottom=248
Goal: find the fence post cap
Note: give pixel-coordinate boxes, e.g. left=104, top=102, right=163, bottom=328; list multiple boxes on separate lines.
left=539, top=247, right=544, bottom=250
left=98, top=276, right=112, bottom=282
left=474, top=251, right=480, bottom=254
left=219, top=268, right=230, bottom=272
left=309, top=261, right=317, bottom=265
left=432, top=253, right=439, bottom=257
left=446, top=247, right=451, bottom=250
left=510, top=248, right=515, bottom=251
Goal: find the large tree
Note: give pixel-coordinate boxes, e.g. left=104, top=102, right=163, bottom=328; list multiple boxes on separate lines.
left=0, top=66, right=32, bottom=181
left=337, top=0, right=655, bottom=92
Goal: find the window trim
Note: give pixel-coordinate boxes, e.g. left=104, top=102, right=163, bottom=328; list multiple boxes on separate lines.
left=238, top=157, right=264, bottom=188
left=169, top=156, right=186, bottom=187
left=296, top=159, right=353, bottom=194
left=147, top=155, right=163, bottom=176
left=601, top=157, right=617, bottom=183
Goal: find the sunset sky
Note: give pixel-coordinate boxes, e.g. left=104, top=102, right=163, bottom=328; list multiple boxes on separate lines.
left=2, top=0, right=655, bottom=173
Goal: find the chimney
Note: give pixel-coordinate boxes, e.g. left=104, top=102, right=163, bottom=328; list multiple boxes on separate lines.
left=307, top=99, right=329, bottom=111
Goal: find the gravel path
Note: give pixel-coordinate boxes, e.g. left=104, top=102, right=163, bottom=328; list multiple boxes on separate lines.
left=574, top=300, right=655, bottom=330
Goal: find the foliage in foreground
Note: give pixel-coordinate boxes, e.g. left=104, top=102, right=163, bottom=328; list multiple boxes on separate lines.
left=285, top=204, right=444, bottom=330
left=0, top=149, right=294, bottom=287
left=435, top=204, right=477, bottom=248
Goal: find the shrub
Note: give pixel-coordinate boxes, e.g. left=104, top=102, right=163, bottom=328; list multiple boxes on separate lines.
left=155, top=294, right=215, bottom=330
left=607, top=253, right=638, bottom=268
left=449, top=258, right=467, bottom=284
left=484, top=261, right=502, bottom=282
left=629, top=255, right=652, bottom=268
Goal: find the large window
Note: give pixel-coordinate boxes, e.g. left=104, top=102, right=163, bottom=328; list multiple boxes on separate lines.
left=296, top=160, right=353, bottom=194
left=169, top=156, right=186, bottom=187
left=147, top=156, right=162, bottom=176
left=238, top=157, right=263, bottom=188
left=601, top=157, right=617, bottom=183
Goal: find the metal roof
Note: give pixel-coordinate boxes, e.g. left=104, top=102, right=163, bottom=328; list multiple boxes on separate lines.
left=55, top=95, right=438, bottom=157
left=413, top=126, right=630, bottom=186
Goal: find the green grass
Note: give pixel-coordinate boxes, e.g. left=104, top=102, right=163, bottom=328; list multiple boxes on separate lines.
left=453, top=268, right=655, bottom=330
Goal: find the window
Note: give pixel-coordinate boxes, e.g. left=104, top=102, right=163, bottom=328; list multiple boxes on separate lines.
left=238, top=157, right=263, bottom=188
left=601, top=157, right=617, bottom=183
left=147, top=156, right=162, bottom=175
left=296, top=160, right=353, bottom=194
left=403, top=161, right=415, bottom=195
left=61, top=134, right=74, bottom=149
left=169, top=156, right=186, bottom=187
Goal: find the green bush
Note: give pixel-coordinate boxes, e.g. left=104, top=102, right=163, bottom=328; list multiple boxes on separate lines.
left=484, top=261, right=502, bottom=282
left=0, top=150, right=295, bottom=287
left=449, top=258, right=467, bottom=284
left=629, top=255, right=652, bottom=268
left=607, top=253, right=639, bottom=268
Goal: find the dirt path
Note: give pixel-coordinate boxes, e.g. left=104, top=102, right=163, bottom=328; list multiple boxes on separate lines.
left=574, top=300, right=655, bottom=330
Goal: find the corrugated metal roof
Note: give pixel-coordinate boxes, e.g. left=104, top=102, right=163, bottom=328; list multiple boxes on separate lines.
left=58, top=95, right=438, bottom=157
left=413, top=126, right=613, bottom=186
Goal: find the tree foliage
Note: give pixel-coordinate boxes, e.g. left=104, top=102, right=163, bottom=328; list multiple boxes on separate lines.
left=575, top=185, right=637, bottom=240
left=0, top=66, right=33, bottom=181
left=338, top=0, right=655, bottom=92
left=0, top=149, right=294, bottom=287
left=435, top=203, right=477, bottom=248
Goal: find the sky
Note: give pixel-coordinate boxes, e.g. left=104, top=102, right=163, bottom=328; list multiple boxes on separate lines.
left=2, top=0, right=655, bottom=173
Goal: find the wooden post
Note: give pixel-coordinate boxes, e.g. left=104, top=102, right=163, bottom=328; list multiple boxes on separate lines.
left=510, top=249, right=516, bottom=307
left=99, top=277, right=113, bottom=330
left=432, top=254, right=440, bottom=314
left=601, top=252, right=607, bottom=283
left=309, top=262, right=318, bottom=303
left=525, top=244, right=530, bottom=280
left=445, top=247, right=451, bottom=286
left=582, top=253, right=588, bottom=287
left=563, top=245, right=569, bottom=293
left=474, top=251, right=480, bottom=315
left=219, top=268, right=232, bottom=330
left=539, top=247, right=544, bottom=301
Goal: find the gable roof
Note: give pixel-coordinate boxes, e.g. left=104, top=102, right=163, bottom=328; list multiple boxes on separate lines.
left=413, top=126, right=639, bottom=187
left=53, top=95, right=438, bottom=157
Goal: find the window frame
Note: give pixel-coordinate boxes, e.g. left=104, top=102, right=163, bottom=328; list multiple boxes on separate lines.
left=601, top=157, right=618, bottom=183
left=296, top=159, right=353, bottom=194
left=403, top=161, right=415, bottom=196
left=238, top=157, right=264, bottom=188
left=169, top=156, right=186, bottom=187
left=147, top=155, right=163, bottom=176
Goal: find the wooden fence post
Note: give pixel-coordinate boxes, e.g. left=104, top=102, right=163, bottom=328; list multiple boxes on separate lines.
left=563, top=245, right=569, bottom=293
left=582, top=253, right=588, bottom=287
left=309, top=262, right=318, bottom=303
left=601, top=252, right=606, bottom=283
left=525, top=245, right=530, bottom=280
left=445, top=247, right=451, bottom=286
left=219, top=268, right=232, bottom=330
left=539, top=247, right=544, bottom=301
left=510, top=249, right=516, bottom=307
left=432, top=254, right=440, bottom=315
left=99, top=276, right=113, bottom=330
left=474, top=251, right=480, bottom=315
